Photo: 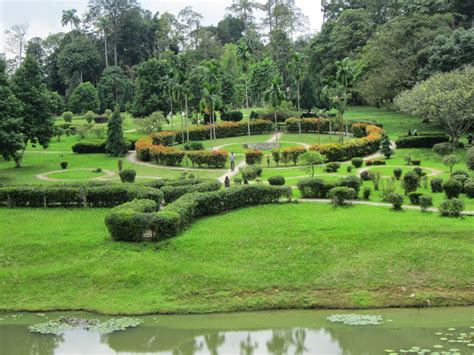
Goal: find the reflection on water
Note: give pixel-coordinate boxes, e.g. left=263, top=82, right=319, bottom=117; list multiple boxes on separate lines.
left=0, top=308, right=473, bottom=355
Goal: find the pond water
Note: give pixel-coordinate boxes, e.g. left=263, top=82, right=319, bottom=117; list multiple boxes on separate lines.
left=1, top=307, right=473, bottom=354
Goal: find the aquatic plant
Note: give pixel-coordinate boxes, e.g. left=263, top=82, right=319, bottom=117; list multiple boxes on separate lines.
left=28, top=316, right=143, bottom=335
left=326, top=314, right=383, bottom=326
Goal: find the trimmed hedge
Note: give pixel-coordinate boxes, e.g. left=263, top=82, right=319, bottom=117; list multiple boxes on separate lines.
left=221, top=111, right=243, bottom=122
left=186, top=150, right=228, bottom=168
left=0, top=185, right=163, bottom=208
left=160, top=180, right=222, bottom=203
left=395, top=135, right=449, bottom=148
left=245, top=149, right=263, bottom=165
left=297, top=178, right=334, bottom=198
left=105, top=185, right=292, bottom=242
left=72, top=138, right=136, bottom=153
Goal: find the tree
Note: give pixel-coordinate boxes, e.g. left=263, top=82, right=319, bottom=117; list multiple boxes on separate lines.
left=4, top=24, right=29, bottom=70
left=68, top=82, right=100, bottom=114
left=98, top=66, right=132, bottom=111
left=287, top=52, right=306, bottom=111
left=300, top=151, right=326, bottom=177
left=11, top=55, right=54, bottom=167
left=48, top=91, right=65, bottom=116
left=25, top=37, right=45, bottom=67
left=96, top=17, right=111, bottom=68
left=443, top=154, right=459, bottom=173
left=217, top=16, right=245, bottom=45
left=106, top=106, right=128, bottom=156
left=177, top=6, right=203, bottom=49
left=200, top=84, right=221, bottom=140
left=249, top=57, right=278, bottom=106
left=264, top=75, right=284, bottom=143
left=395, top=66, right=474, bottom=147
left=0, top=59, right=24, bottom=162
left=226, top=0, right=258, bottom=37
left=135, top=111, right=166, bottom=134
left=58, top=36, right=101, bottom=84
left=61, top=9, right=81, bottom=30
left=237, top=40, right=253, bottom=109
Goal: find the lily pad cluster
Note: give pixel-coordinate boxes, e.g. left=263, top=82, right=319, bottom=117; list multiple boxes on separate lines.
left=327, top=313, right=384, bottom=326
left=28, top=316, right=143, bottom=335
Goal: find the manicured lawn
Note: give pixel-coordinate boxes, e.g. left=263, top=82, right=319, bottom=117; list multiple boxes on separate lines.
left=47, top=169, right=109, bottom=180
left=0, top=203, right=472, bottom=314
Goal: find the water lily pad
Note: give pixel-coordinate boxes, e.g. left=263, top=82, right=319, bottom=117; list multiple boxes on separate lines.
left=327, top=314, right=383, bottom=326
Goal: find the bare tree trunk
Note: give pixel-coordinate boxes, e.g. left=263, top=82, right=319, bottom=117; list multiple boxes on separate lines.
left=274, top=112, right=278, bottom=144
left=185, top=94, right=189, bottom=142
left=297, top=81, right=301, bottom=111
left=114, top=43, right=117, bottom=66
left=245, top=80, right=249, bottom=109
left=104, top=32, right=108, bottom=68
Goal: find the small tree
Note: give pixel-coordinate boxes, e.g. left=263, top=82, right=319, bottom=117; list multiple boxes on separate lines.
left=264, top=75, right=284, bottom=144
left=105, top=106, right=127, bottom=156
left=136, top=111, right=167, bottom=135
left=68, top=81, right=100, bottom=114
left=300, top=151, right=326, bottom=177
left=467, top=147, right=474, bottom=170
left=442, top=154, right=459, bottom=173
left=381, top=136, right=393, bottom=158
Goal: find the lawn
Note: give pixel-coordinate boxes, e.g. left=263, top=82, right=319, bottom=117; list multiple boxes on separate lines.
left=0, top=203, right=472, bottom=314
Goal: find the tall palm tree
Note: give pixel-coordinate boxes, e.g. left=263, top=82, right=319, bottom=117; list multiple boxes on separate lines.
left=200, top=84, right=220, bottom=140
left=264, top=76, right=284, bottom=144
left=96, top=17, right=110, bottom=68
left=287, top=52, right=307, bottom=134
left=237, top=40, right=252, bottom=110
left=61, top=9, right=81, bottom=30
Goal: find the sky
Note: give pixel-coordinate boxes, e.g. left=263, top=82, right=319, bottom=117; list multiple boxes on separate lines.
left=0, top=0, right=324, bottom=55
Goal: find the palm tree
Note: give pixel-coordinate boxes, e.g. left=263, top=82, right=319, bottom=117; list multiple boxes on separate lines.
left=287, top=52, right=307, bottom=135
left=264, top=76, right=284, bottom=144
left=237, top=40, right=252, bottom=110
left=200, top=84, right=221, bottom=140
left=61, top=9, right=80, bottom=31
left=96, top=17, right=110, bottom=68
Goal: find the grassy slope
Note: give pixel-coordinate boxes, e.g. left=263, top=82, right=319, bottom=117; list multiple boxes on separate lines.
left=1, top=203, right=472, bottom=314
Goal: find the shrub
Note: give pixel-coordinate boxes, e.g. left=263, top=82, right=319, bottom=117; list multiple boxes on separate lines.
left=119, top=169, right=136, bottom=183
left=284, top=147, right=306, bottom=166
left=464, top=181, right=474, bottom=198
left=393, top=168, right=402, bottom=180
left=388, top=192, right=404, bottom=210
left=234, top=177, right=242, bottom=185
left=118, top=159, right=123, bottom=172
left=60, top=162, right=68, bottom=170
left=240, top=165, right=262, bottom=181
left=106, top=107, right=128, bottom=156
left=105, top=185, right=292, bottom=242
left=221, top=111, right=243, bottom=122
left=362, top=187, right=371, bottom=200
left=451, top=169, right=470, bottom=179
left=432, top=142, right=454, bottom=156
left=186, top=150, right=228, bottom=168
left=365, top=159, right=386, bottom=166
left=442, top=154, right=459, bottom=173
left=337, top=175, right=362, bottom=194
left=439, top=198, right=464, bottom=217
left=411, top=159, right=421, bottom=166
left=71, top=140, right=107, bottom=154
left=94, top=115, right=108, bottom=123
left=413, top=167, right=424, bottom=177
left=68, top=81, right=100, bottom=114
left=360, top=170, right=371, bottom=181
left=183, top=141, right=204, bottom=151
left=160, top=180, right=222, bottom=203
left=271, top=149, right=281, bottom=166
left=443, top=179, right=462, bottom=199
left=430, top=178, right=443, bottom=193
left=325, top=162, right=341, bottom=172
left=351, top=157, right=364, bottom=168
left=467, top=147, right=474, bottom=170
left=347, top=166, right=353, bottom=173
left=245, top=149, right=263, bottom=165
left=150, top=145, right=186, bottom=166
left=62, top=111, right=73, bottom=123
left=395, top=135, right=449, bottom=148
left=419, top=195, right=433, bottom=212
left=84, top=111, right=95, bottom=124
left=297, top=178, right=334, bottom=198
left=104, top=109, right=112, bottom=117
left=268, top=176, right=285, bottom=186
left=328, top=187, right=356, bottom=206
left=408, top=192, right=424, bottom=205
left=403, top=172, right=419, bottom=194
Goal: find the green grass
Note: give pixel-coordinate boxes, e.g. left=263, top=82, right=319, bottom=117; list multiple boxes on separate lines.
left=0, top=203, right=472, bottom=314
left=47, top=169, right=108, bottom=180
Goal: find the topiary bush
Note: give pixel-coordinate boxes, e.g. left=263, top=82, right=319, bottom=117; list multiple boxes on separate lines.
left=408, top=192, right=424, bottom=205
left=297, top=178, right=334, bottom=198
left=221, top=111, right=243, bottom=122
left=360, top=170, right=371, bottom=181
left=240, top=165, right=262, bottom=181
left=411, top=159, right=421, bottom=166
left=393, top=168, right=402, bottom=180
left=365, top=159, right=386, bottom=166
left=388, top=192, right=404, bottom=210
left=395, top=134, right=449, bottom=148
left=71, top=140, right=107, bottom=154
left=84, top=111, right=95, bottom=124
left=443, top=179, right=462, bottom=199
left=245, top=149, right=263, bottom=165
left=337, top=175, right=362, bottom=194
left=183, top=141, right=204, bottom=151
left=439, top=198, right=464, bottom=217
left=362, top=187, right=371, bottom=200
left=432, top=142, right=454, bottom=156
left=325, top=162, right=341, bottom=173
left=268, top=176, right=285, bottom=186
left=62, top=111, right=73, bottom=123
left=60, top=161, right=68, bottom=170
left=351, top=157, right=363, bottom=168
left=160, top=180, right=222, bottom=203
left=403, top=172, right=419, bottom=194
left=430, top=178, right=443, bottom=193
left=419, top=195, right=433, bottom=212
left=467, top=147, right=474, bottom=170
left=328, top=187, right=356, bottom=206
left=119, top=169, right=136, bottom=183
left=464, top=181, right=474, bottom=198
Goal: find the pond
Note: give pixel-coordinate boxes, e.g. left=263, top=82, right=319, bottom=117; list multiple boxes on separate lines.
left=1, top=307, right=473, bottom=354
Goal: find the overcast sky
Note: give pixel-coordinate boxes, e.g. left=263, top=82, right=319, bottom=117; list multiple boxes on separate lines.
left=0, top=0, right=323, bottom=54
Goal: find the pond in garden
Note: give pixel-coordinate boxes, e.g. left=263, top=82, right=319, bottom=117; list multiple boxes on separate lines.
left=1, top=307, right=473, bottom=354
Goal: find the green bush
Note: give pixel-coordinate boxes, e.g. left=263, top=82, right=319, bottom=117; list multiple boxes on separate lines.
left=71, top=140, right=107, bottom=154
left=464, top=181, right=474, bottom=198
left=411, top=159, right=421, bottom=166
left=328, top=187, right=357, bottom=206
left=336, top=175, right=362, bottom=194
left=60, top=162, right=68, bottom=170
left=365, top=159, right=386, bottom=166
left=233, top=177, right=242, bottom=185
left=388, top=192, right=404, bottom=210
left=351, top=157, right=363, bottom=168
left=240, top=165, right=262, bottom=181
left=186, top=150, right=228, bottom=168
left=84, top=110, right=95, bottom=124
left=221, top=111, right=243, bottom=122
left=325, top=162, right=341, bottom=173
left=346, top=165, right=353, bottom=173
left=62, top=111, right=73, bottom=123
left=413, top=167, right=424, bottom=177
left=245, top=149, right=263, bottom=165
left=443, top=179, right=462, bottom=199
left=362, top=187, right=371, bottom=200
left=268, top=176, right=285, bottom=186
left=432, top=142, right=454, bottom=156
left=395, top=134, right=449, bottom=148
left=430, top=178, right=443, bottom=193
left=439, top=198, right=464, bottom=217
left=183, top=141, right=204, bottom=151
left=297, top=178, right=334, bottom=198
left=105, top=185, right=292, bottom=242
left=419, top=195, right=433, bottom=212
left=160, top=180, right=222, bottom=203
left=467, top=147, right=474, bottom=170
left=403, top=172, right=419, bottom=194
left=393, top=168, right=402, bottom=180
left=119, top=169, right=136, bottom=183
left=360, top=170, right=371, bottom=181
left=408, top=192, right=424, bottom=205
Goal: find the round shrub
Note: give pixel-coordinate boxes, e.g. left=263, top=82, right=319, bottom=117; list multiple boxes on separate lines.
left=62, top=111, right=73, bottom=123
left=337, top=175, right=362, bottom=194
left=221, top=111, right=243, bottom=122
left=362, top=187, right=371, bottom=200
left=240, top=165, right=262, bottom=181
left=104, top=109, right=112, bottom=117
left=388, top=192, right=404, bottom=210
left=351, top=157, right=363, bottom=168
left=467, top=147, right=474, bottom=170
left=84, top=110, right=95, bottom=124
left=430, top=178, right=443, bottom=193
left=464, top=181, right=474, bottom=198
left=403, top=172, right=419, bottom=194
left=411, top=159, right=421, bottom=166
left=439, top=198, right=464, bottom=217
left=328, top=187, right=356, bottom=206
left=419, top=195, right=433, bottom=212
left=268, top=176, right=285, bottom=186
left=432, top=142, right=454, bottom=156
left=119, top=169, right=136, bottom=183
left=297, top=178, right=334, bottom=198
left=245, top=149, right=263, bottom=165
left=60, top=161, right=68, bottom=170
left=393, top=168, right=402, bottom=180
left=443, top=179, right=462, bottom=199
left=360, top=170, right=371, bottom=181
left=325, top=162, right=341, bottom=173
left=408, top=192, right=424, bottom=205
left=451, top=170, right=470, bottom=178
left=183, top=141, right=204, bottom=151
left=346, top=165, right=353, bottom=173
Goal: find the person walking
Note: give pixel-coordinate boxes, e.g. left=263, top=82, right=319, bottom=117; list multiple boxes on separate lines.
left=230, top=152, right=235, bottom=171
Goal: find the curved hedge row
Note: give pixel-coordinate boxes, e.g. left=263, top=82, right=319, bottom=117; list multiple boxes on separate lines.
left=0, top=185, right=164, bottom=208
left=160, top=180, right=222, bottom=203
left=105, top=185, right=292, bottom=242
